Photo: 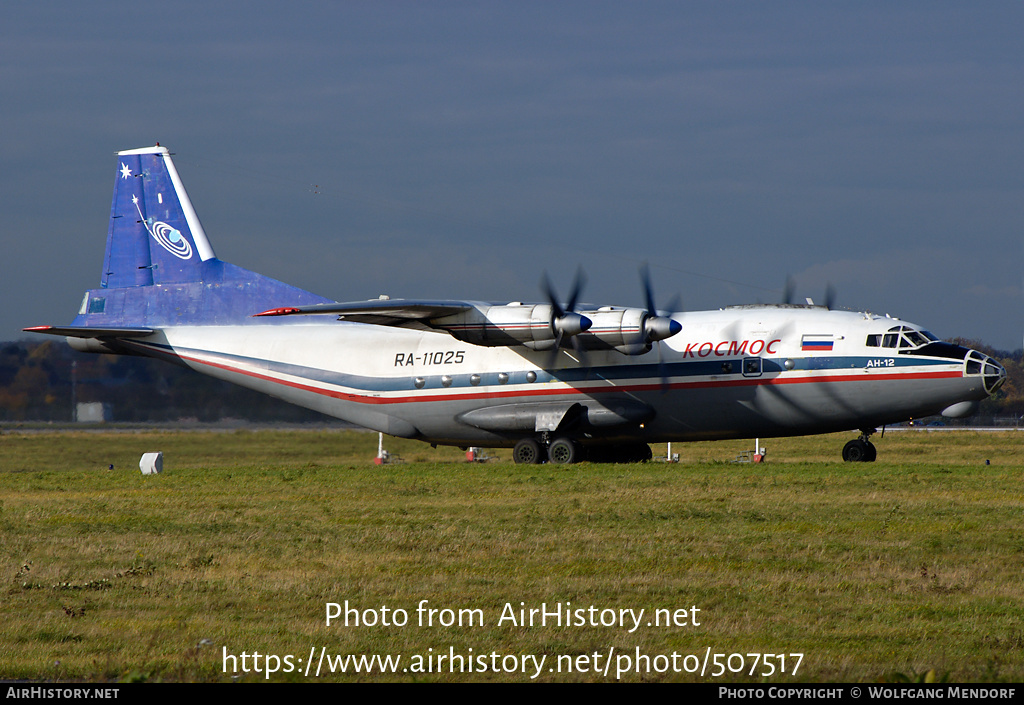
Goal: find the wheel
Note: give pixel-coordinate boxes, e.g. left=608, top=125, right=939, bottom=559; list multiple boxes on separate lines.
left=864, top=441, right=877, bottom=462
left=842, top=439, right=869, bottom=462
left=548, top=437, right=579, bottom=464
left=513, top=438, right=544, bottom=465
left=618, top=443, right=653, bottom=463
left=630, top=443, right=653, bottom=463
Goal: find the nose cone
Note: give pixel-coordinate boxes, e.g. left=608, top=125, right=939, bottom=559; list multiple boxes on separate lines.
left=966, top=349, right=1006, bottom=395
left=985, top=357, right=1007, bottom=395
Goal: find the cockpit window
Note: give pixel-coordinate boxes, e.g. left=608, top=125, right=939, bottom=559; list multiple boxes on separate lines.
left=904, top=330, right=929, bottom=347
left=867, top=325, right=935, bottom=350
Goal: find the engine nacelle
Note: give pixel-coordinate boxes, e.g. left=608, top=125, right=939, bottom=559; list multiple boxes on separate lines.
left=575, top=308, right=682, bottom=355
left=433, top=304, right=590, bottom=350
left=577, top=308, right=647, bottom=353
left=431, top=304, right=677, bottom=355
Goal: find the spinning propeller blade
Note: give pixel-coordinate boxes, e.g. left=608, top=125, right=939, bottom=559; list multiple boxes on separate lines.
left=781, top=276, right=795, bottom=305
left=639, top=264, right=682, bottom=391
left=541, top=269, right=591, bottom=366
left=824, top=283, right=836, bottom=311
left=782, top=276, right=836, bottom=310
left=639, top=264, right=682, bottom=343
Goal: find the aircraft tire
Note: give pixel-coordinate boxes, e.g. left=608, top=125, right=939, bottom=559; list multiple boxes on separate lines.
left=548, top=437, right=580, bottom=464
left=513, top=438, right=545, bottom=465
left=864, top=441, right=877, bottom=462
left=632, top=443, right=653, bottom=463
left=842, top=439, right=871, bottom=462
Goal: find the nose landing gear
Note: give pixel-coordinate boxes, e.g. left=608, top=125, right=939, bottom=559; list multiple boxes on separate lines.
left=842, top=429, right=877, bottom=462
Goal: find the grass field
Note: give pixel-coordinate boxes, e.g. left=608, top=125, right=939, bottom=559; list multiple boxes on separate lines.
left=1, top=428, right=1022, bottom=682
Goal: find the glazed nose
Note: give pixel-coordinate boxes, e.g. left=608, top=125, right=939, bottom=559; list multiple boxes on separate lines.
left=966, top=350, right=1006, bottom=395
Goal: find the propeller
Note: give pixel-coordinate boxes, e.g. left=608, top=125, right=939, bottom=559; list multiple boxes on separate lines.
left=541, top=268, right=591, bottom=361
left=823, top=283, right=836, bottom=310
left=781, top=276, right=795, bottom=305
left=640, top=263, right=682, bottom=344
left=781, top=276, right=836, bottom=310
left=639, top=264, right=683, bottom=392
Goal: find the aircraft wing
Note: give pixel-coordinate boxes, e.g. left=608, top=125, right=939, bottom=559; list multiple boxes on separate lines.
left=254, top=300, right=477, bottom=331
left=253, top=297, right=678, bottom=353
left=22, top=325, right=156, bottom=338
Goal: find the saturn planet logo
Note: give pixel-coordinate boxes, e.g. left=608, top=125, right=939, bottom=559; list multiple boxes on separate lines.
left=131, top=194, right=194, bottom=260
left=149, top=220, right=193, bottom=260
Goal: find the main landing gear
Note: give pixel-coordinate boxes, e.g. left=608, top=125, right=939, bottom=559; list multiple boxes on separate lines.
left=548, top=437, right=581, bottom=464
left=513, top=436, right=583, bottom=464
left=842, top=429, right=877, bottom=462
left=512, top=438, right=546, bottom=465
left=512, top=436, right=652, bottom=464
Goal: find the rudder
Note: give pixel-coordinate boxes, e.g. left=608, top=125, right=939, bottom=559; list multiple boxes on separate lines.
left=103, top=145, right=216, bottom=288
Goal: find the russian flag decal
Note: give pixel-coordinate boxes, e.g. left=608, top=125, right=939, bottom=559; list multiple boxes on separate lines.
left=801, top=335, right=834, bottom=352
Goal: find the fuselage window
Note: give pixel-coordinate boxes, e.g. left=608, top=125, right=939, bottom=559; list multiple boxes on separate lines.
left=743, top=357, right=762, bottom=376
left=866, top=334, right=881, bottom=347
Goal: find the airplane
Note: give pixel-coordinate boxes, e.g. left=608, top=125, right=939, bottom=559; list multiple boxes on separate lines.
left=26, top=145, right=1007, bottom=464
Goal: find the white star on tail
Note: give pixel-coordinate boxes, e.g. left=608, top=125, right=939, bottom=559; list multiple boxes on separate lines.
left=120, top=163, right=132, bottom=179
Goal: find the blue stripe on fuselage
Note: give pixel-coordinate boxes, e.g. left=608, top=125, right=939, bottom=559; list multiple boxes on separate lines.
left=128, top=339, right=952, bottom=395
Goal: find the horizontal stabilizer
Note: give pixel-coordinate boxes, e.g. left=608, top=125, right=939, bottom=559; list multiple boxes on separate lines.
left=23, top=325, right=155, bottom=338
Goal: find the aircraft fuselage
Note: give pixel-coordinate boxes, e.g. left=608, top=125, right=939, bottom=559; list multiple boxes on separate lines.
left=103, top=305, right=999, bottom=448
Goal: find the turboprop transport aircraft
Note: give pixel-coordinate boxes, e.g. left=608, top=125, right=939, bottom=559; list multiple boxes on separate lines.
left=26, top=145, right=1006, bottom=463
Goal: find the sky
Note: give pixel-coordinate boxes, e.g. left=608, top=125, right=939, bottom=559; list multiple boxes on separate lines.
left=3, top=1, right=1022, bottom=350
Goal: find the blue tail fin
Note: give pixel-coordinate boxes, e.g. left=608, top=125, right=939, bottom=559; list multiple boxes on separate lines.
left=73, top=145, right=331, bottom=328
left=103, top=145, right=218, bottom=288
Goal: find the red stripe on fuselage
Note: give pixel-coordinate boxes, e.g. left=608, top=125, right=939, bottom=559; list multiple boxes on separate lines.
left=145, top=343, right=963, bottom=406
